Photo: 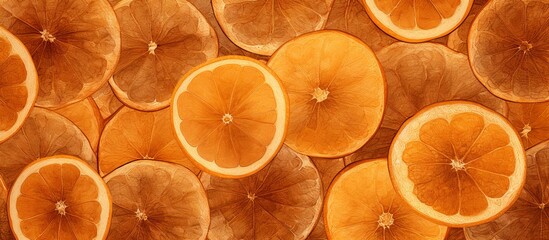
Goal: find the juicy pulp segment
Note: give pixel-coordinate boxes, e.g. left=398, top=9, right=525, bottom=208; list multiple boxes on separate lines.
left=374, top=0, right=461, bottom=29
left=0, top=49, right=27, bottom=131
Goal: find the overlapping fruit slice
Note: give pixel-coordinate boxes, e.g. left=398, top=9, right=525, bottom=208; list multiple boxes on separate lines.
left=389, top=101, right=526, bottom=226
left=99, top=107, right=199, bottom=176
left=92, top=83, right=124, bottom=121
left=268, top=30, right=385, bottom=158
left=445, top=228, right=466, bottom=240
left=506, top=101, right=549, bottom=149
left=109, top=0, right=218, bottom=111
left=325, top=159, right=448, bottom=239
left=201, top=145, right=322, bottom=239
left=468, top=0, right=549, bottom=102
left=104, top=160, right=209, bottom=240
left=171, top=56, right=288, bottom=178
left=55, top=98, right=103, bottom=152
left=8, top=156, right=111, bottom=240
left=0, top=0, right=120, bottom=108
left=0, top=178, right=13, bottom=240
left=446, top=1, right=487, bottom=54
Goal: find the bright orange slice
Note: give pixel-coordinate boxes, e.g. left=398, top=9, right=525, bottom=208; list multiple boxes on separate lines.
left=506, top=101, right=549, bottom=149
left=268, top=30, right=385, bottom=158
left=8, top=155, right=111, bottom=240
left=171, top=56, right=288, bottom=178
left=389, top=101, right=526, bottom=227
left=0, top=177, right=13, bottom=240
left=0, top=0, right=120, bottom=108
left=91, top=83, right=124, bottom=121
left=104, top=160, right=209, bottom=239
left=55, top=98, right=103, bottom=152
left=325, top=159, right=448, bottom=239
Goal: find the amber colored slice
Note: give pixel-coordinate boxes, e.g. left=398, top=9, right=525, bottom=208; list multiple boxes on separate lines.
left=468, top=0, right=549, bottom=102
left=0, top=108, right=96, bottom=187
left=506, top=102, right=549, bottom=149
left=55, top=98, right=103, bottom=152
left=201, top=146, right=322, bottom=239
left=104, top=160, right=209, bottom=240
left=0, top=0, right=120, bottom=108
left=92, top=82, right=124, bottom=120
left=465, top=139, right=549, bottom=239
left=0, top=178, right=14, bottom=240
left=447, top=2, right=486, bottom=54
left=445, top=228, right=466, bottom=240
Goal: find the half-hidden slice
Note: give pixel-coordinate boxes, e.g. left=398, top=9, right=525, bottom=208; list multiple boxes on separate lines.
left=91, top=82, right=124, bottom=121
left=55, top=98, right=104, bottom=152
left=0, top=177, right=14, bottom=240
left=446, top=2, right=486, bottom=54
left=445, top=228, right=467, bottom=240
left=506, top=101, right=549, bottom=149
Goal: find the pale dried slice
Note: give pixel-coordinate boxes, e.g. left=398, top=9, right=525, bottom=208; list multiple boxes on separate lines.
left=92, top=82, right=124, bottom=120
left=325, top=159, right=448, bottom=239
left=468, top=0, right=549, bottom=102
left=346, top=42, right=506, bottom=163
left=268, top=30, right=385, bottom=158
left=389, top=101, right=527, bottom=226
left=212, top=0, right=335, bottom=55
left=0, top=177, right=14, bottom=240
left=445, top=228, right=467, bottom=240
left=0, top=0, right=120, bottom=108
left=446, top=2, right=485, bottom=54
left=99, top=107, right=199, bottom=176
left=104, top=160, right=209, bottom=240
left=201, top=145, right=322, bottom=239
left=506, top=101, right=549, bottom=149
left=110, top=0, right=218, bottom=111
left=0, top=108, right=96, bottom=187
left=8, top=156, right=111, bottom=240
left=55, top=98, right=103, bottom=152
left=465, top=139, right=549, bottom=239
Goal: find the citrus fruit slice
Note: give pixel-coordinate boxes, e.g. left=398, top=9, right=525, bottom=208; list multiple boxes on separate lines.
left=361, top=0, right=473, bottom=42
left=171, top=56, right=288, bottom=178
left=0, top=26, right=38, bottom=144
left=346, top=42, right=506, bottom=163
left=445, top=228, right=466, bottom=240
left=109, top=0, right=218, bottom=111
left=8, top=155, right=111, bottom=240
left=200, top=145, right=322, bottom=239
left=389, top=101, right=527, bottom=227
left=212, top=0, right=335, bottom=55
left=325, top=159, right=448, bottom=239
left=0, top=177, right=14, bottom=240
left=268, top=30, right=385, bottom=158
left=92, top=83, right=124, bottom=121
left=0, top=0, right=120, bottom=108
left=104, top=160, right=209, bottom=240
left=506, top=101, right=549, bottom=149
left=55, top=98, right=103, bottom=152
left=0, top=107, right=96, bottom=187
left=99, top=106, right=199, bottom=176
left=446, top=2, right=486, bottom=54
left=464, top=139, right=549, bottom=239
left=468, top=0, right=549, bottom=102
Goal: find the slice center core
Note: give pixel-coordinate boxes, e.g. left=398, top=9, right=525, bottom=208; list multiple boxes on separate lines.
left=519, top=41, right=533, bottom=52
left=148, top=41, right=158, bottom=55
left=312, top=87, right=329, bottom=103
left=521, top=124, right=531, bottom=138
left=378, top=212, right=394, bottom=229
left=539, top=203, right=545, bottom=209
left=55, top=200, right=67, bottom=215
left=222, top=113, right=233, bottom=124
left=247, top=193, right=256, bottom=201
left=451, top=159, right=466, bottom=171
left=135, top=208, right=148, bottom=221
left=40, top=29, right=56, bottom=43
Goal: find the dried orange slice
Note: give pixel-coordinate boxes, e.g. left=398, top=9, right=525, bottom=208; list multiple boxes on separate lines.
left=268, top=30, right=385, bottom=158
left=325, top=159, right=448, bottom=239
left=200, top=145, right=322, bottom=239
left=468, top=0, right=549, bottom=102
left=0, top=177, right=13, bottom=240
left=92, top=83, right=124, bottom=121
left=55, top=98, right=103, bottom=152
left=0, top=26, right=38, bottom=144
left=212, top=0, right=335, bottom=55
left=506, top=101, right=549, bottom=149
left=109, top=0, right=218, bottom=111
left=104, top=160, right=209, bottom=239
left=171, top=56, right=288, bottom=178
left=8, top=155, right=111, bottom=240
left=0, top=108, right=96, bottom=187
left=99, top=107, right=199, bottom=176
left=445, top=228, right=466, bottom=240
left=446, top=2, right=486, bottom=54
left=464, top=139, right=549, bottom=239
left=0, top=0, right=120, bottom=108
left=389, top=101, right=526, bottom=227
left=361, top=0, right=473, bottom=42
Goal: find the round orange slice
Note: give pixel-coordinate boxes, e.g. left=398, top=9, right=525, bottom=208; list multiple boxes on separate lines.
left=99, top=106, right=199, bottom=176
left=468, top=0, right=549, bottom=102
left=0, top=177, right=13, bottom=240
left=361, top=0, right=473, bottom=42
left=8, top=155, right=111, bottom=240
left=55, top=98, right=104, bottom=152
left=109, top=0, right=218, bottom=111
left=0, top=0, right=120, bottom=108
left=0, top=26, right=38, bottom=144
left=200, top=145, right=322, bottom=239
left=389, top=101, right=527, bottom=227
left=171, top=56, right=288, bottom=178
left=268, top=30, right=385, bottom=158
left=506, top=101, right=549, bottom=149
left=104, top=160, right=209, bottom=239
left=325, top=159, right=448, bottom=239
left=91, top=83, right=124, bottom=121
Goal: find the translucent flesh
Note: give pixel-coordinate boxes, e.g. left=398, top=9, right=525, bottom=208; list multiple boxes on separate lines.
left=92, top=83, right=123, bottom=120
left=0, top=36, right=28, bottom=132
left=55, top=98, right=102, bottom=152
left=507, top=102, right=549, bottom=149
left=373, top=0, right=461, bottom=29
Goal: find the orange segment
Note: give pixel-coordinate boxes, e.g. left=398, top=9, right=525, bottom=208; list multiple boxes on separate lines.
left=91, top=83, right=124, bottom=121
left=55, top=98, right=104, bottom=152
left=506, top=101, right=549, bottom=149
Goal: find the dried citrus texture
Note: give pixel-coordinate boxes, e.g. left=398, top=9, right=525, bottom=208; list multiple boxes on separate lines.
left=0, top=26, right=38, bottom=144
left=468, top=0, right=549, bottom=102
left=325, top=159, right=448, bottom=240
left=389, top=101, right=527, bottom=227
left=99, top=107, right=199, bottom=176
left=92, top=83, right=123, bottom=120
left=361, top=0, right=473, bottom=42
left=172, top=56, right=288, bottom=178
left=445, top=228, right=466, bottom=240
left=8, top=156, right=111, bottom=240
left=0, top=0, right=120, bottom=108
left=446, top=1, right=486, bottom=54
left=506, top=102, right=549, bottom=149
left=201, top=146, right=322, bottom=239
left=0, top=178, right=14, bottom=240
left=109, top=0, right=218, bottom=111
left=212, top=0, right=334, bottom=55
left=465, top=140, right=549, bottom=239
left=268, top=30, right=385, bottom=158
left=346, top=43, right=505, bottom=163
left=104, top=160, right=209, bottom=240
left=55, top=98, right=103, bottom=152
